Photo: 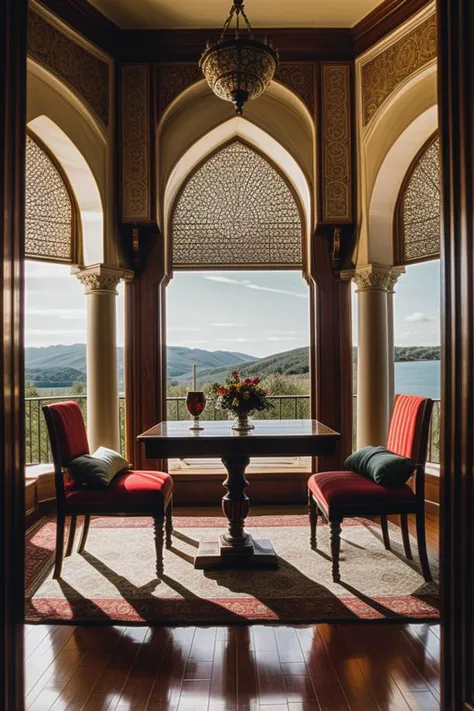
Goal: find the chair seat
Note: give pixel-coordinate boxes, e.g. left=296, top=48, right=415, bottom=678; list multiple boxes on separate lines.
left=65, top=470, right=173, bottom=510
left=308, top=470, right=416, bottom=518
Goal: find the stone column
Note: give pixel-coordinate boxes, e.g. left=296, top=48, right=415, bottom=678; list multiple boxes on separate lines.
left=387, top=268, right=405, bottom=413
left=75, top=265, right=131, bottom=453
left=354, top=264, right=395, bottom=448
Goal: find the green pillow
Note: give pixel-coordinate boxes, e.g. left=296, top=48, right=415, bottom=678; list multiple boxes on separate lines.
left=345, top=445, right=416, bottom=488
left=68, top=446, right=130, bottom=488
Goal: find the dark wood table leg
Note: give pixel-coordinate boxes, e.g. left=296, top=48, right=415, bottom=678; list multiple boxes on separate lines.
left=194, top=455, right=279, bottom=569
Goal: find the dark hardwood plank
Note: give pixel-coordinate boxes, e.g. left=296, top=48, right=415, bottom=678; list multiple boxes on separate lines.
left=236, top=628, right=258, bottom=711
left=316, top=625, right=380, bottom=711
left=253, top=628, right=287, bottom=708
left=295, top=627, right=350, bottom=711
left=340, top=626, right=412, bottom=711
left=24, top=625, right=441, bottom=711
left=147, top=628, right=195, bottom=709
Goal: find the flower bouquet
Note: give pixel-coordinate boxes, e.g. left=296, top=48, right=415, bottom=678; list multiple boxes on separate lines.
left=209, top=371, right=273, bottom=431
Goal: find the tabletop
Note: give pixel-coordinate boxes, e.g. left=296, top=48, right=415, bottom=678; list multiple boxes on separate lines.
left=138, top=419, right=340, bottom=459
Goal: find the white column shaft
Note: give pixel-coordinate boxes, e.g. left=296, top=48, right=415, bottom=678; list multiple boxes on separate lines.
left=356, top=286, right=390, bottom=448
left=85, top=289, right=120, bottom=452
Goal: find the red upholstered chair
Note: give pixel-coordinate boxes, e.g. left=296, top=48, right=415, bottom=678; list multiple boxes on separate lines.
left=308, top=394, right=434, bottom=583
left=42, top=401, right=173, bottom=579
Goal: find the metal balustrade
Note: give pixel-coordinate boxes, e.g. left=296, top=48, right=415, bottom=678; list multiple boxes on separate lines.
left=24, top=394, right=440, bottom=465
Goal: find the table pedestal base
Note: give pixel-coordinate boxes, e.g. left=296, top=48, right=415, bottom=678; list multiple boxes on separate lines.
left=194, top=534, right=278, bottom=570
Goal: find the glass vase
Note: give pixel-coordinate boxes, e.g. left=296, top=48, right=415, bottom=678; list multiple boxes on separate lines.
left=231, top=412, right=255, bottom=432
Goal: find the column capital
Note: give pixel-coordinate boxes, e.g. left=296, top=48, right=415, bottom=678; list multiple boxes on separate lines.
left=387, top=266, right=406, bottom=294
left=73, top=264, right=134, bottom=295
left=353, top=264, right=403, bottom=292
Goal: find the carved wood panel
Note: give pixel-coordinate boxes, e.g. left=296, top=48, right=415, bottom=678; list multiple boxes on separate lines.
left=120, top=64, right=152, bottom=223
left=361, top=12, right=437, bottom=126
left=28, top=7, right=110, bottom=130
left=320, top=63, right=353, bottom=223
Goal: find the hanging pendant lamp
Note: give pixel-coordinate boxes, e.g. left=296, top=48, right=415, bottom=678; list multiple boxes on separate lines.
left=199, top=0, right=279, bottom=116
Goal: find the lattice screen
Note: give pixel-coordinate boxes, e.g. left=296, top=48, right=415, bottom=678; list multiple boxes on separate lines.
left=398, top=136, right=440, bottom=264
left=25, top=133, right=76, bottom=263
left=172, top=141, right=303, bottom=268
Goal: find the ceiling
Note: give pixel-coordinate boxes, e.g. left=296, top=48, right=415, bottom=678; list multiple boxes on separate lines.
left=87, top=0, right=386, bottom=30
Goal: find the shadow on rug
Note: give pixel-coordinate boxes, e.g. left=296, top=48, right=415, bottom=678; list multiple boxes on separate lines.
left=25, top=515, right=439, bottom=625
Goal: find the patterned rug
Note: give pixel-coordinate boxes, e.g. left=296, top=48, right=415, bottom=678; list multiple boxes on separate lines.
left=25, top=515, right=439, bottom=625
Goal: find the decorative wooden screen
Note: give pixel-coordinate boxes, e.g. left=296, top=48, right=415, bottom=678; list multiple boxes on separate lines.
left=395, top=134, right=440, bottom=265
left=25, top=132, right=80, bottom=263
left=171, top=140, right=303, bottom=269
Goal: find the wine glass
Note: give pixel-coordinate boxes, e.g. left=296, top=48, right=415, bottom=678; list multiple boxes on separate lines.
left=186, top=391, right=206, bottom=431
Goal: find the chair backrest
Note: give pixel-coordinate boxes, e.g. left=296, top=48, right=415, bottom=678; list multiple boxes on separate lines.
left=42, top=401, right=90, bottom=504
left=386, top=394, right=433, bottom=466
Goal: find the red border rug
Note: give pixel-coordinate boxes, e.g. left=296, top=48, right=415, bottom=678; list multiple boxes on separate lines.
left=25, top=515, right=439, bottom=625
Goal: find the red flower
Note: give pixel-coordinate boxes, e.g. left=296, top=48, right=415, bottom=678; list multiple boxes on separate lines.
left=252, top=377, right=260, bottom=385
left=232, top=371, right=239, bottom=379
left=218, top=387, right=228, bottom=395
left=244, top=377, right=252, bottom=385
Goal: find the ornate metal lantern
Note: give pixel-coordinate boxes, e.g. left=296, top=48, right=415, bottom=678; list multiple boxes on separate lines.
left=199, top=0, right=279, bottom=116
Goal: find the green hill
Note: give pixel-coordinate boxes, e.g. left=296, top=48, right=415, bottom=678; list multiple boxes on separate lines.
left=25, top=344, right=256, bottom=389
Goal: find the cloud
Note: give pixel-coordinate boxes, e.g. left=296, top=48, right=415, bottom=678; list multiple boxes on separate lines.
left=26, top=328, right=86, bottom=335
left=221, top=337, right=258, bottom=343
left=404, top=312, right=435, bottom=323
left=169, top=339, right=209, bottom=346
left=168, top=326, right=203, bottom=332
left=267, top=336, right=299, bottom=342
left=245, top=284, right=307, bottom=298
left=266, top=329, right=304, bottom=336
left=204, top=276, right=250, bottom=285
left=26, top=308, right=86, bottom=320
left=210, top=322, right=244, bottom=328
left=204, top=275, right=307, bottom=299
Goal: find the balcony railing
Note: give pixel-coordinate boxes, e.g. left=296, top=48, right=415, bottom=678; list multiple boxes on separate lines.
left=166, top=394, right=311, bottom=423
left=25, top=394, right=441, bottom=466
left=25, top=395, right=127, bottom=465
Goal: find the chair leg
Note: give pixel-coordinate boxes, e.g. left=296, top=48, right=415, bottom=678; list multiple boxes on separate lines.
left=309, top=493, right=318, bottom=548
left=165, top=499, right=173, bottom=549
left=53, top=513, right=66, bottom=579
left=154, top=516, right=165, bottom=577
left=381, top=515, right=391, bottom=551
left=400, top=514, right=413, bottom=560
left=65, top=515, right=77, bottom=557
left=416, top=510, right=433, bottom=582
left=330, top=520, right=342, bottom=583
left=77, top=515, right=91, bottom=554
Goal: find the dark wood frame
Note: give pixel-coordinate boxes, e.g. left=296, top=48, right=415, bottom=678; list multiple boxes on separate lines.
left=0, top=1, right=27, bottom=708
left=309, top=396, right=434, bottom=583
left=42, top=403, right=173, bottom=579
left=393, top=130, right=440, bottom=267
left=438, top=1, right=474, bottom=707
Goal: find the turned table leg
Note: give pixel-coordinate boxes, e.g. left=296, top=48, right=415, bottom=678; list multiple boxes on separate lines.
left=221, top=456, right=251, bottom=547
left=193, top=455, right=278, bottom=569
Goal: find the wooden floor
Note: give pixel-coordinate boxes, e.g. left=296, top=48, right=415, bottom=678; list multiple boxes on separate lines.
left=24, top=622, right=440, bottom=710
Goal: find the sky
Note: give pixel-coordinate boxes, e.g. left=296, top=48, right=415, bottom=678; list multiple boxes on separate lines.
left=351, top=260, right=441, bottom=348
left=25, top=260, right=441, bottom=356
left=25, top=260, right=124, bottom=348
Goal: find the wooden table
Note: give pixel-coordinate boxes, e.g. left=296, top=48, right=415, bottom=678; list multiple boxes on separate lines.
left=138, top=419, right=340, bottom=569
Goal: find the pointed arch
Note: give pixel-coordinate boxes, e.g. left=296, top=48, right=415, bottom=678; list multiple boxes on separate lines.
left=394, top=132, right=440, bottom=265
left=170, top=138, right=304, bottom=271
left=163, top=118, right=312, bottom=276
left=27, top=60, right=106, bottom=265
left=26, top=129, right=82, bottom=264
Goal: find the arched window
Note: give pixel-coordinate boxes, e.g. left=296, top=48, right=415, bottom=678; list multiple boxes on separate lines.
left=25, top=131, right=81, bottom=264
left=395, top=133, right=440, bottom=265
left=171, top=140, right=303, bottom=269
